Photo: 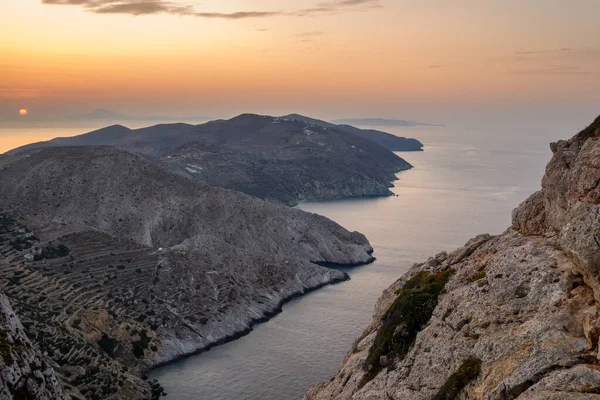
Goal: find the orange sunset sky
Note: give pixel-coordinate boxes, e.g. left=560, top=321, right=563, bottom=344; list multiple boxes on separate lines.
left=1, top=0, right=599, bottom=122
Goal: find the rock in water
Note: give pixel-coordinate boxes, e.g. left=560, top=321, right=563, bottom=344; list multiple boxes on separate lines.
left=307, top=115, right=600, bottom=400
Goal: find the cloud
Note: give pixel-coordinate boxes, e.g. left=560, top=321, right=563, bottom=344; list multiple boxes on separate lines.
left=428, top=65, right=443, bottom=68
left=514, top=48, right=572, bottom=56
left=42, top=0, right=382, bottom=19
left=294, top=31, right=325, bottom=37
left=193, top=11, right=282, bottom=19
left=504, top=47, right=600, bottom=75
left=295, top=0, right=382, bottom=16
left=42, top=0, right=193, bottom=16
left=509, top=64, right=591, bottom=75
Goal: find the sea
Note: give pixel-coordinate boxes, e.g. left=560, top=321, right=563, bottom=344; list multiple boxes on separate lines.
left=0, top=118, right=586, bottom=400
left=148, top=121, right=579, bottom=400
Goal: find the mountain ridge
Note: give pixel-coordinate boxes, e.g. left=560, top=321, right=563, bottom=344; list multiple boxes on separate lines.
left=6, top=113, right=419, bottom=206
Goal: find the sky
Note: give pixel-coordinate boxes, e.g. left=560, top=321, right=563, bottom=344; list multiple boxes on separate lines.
left=1, top=0, right=599, bottom=124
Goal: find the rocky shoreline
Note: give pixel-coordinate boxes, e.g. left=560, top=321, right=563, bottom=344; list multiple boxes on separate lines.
left=146, top=268, right=353, bottom=372
left=306, top=115, right=600, bottom=399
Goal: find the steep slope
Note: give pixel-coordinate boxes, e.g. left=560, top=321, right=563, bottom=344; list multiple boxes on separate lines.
left=307, top=115, right=600, bottom=400
left=6, top=114, right=415, bottom=205
left=0, top=291, right=71, bottom=400
left=0, top=146, right=374, bottom=399
left=0, top=146, right=373, bottom=264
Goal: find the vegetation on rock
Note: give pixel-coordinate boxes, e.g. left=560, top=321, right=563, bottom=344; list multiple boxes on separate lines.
left=432, top=357, right=482, bottom=400
left=0, top=329, right=14, bottom=365
left=363, top=269, right=453, bottom=382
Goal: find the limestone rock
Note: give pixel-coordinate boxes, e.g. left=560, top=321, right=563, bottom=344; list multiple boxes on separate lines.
left=0, top=291, right=71, bottom=400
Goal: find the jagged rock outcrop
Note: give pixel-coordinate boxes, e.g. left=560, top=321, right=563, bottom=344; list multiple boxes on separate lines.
left=0, top=146, right=374, bottom=399
left=0, top=291, right=71, bottom=400
left=307, top=115, right=600, bottom=400
left=6, top=114, right=415, bottom=205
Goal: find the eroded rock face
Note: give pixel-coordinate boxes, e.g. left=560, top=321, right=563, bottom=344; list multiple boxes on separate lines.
left=0, top=291, right=71, bottom=400
left=307, top=115, right=600, bottom=399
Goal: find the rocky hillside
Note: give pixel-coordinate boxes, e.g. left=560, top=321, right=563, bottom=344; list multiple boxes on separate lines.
left=0, top=146, right=374, bottom=399
left=307, top=115, right=600, bottom=400
left=0, top=291, right=71, bottom=400
left=6, top=114, right=416, bottom=205
left=282, top=114, right=424, bottom=151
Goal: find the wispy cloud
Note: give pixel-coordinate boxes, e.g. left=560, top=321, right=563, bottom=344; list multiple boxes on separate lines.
left=294, top=31, right=325, bottom=37
left=428, top=65, right=444, bottom=68
left=42, top=0, right=194, bottom=16
left=295, top=0, right=382, bottom=16
left=505, top=47, right=600, bottom=76
left=508, top=47, right=600, bottom=62
left=514, top=48, right=573, bottom=56
left=41, top=0, right=382, bottom=19
left=510, top=64, right=591, bottom=75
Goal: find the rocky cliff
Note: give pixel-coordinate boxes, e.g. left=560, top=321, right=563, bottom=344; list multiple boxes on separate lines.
left=6, top=114, right=415, bottom=206
left=307, top=115, right=600, bottom=400
left=0, top=146, right=374, bottom=399
left=0, top=291, right=71, bottom=400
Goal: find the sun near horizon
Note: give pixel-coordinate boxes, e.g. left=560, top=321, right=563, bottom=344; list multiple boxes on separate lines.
left=0, top=0, right=599, bottom=123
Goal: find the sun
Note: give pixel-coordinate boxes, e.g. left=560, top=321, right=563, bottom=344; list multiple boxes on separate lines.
left=19, top=109, right=28, bottom=116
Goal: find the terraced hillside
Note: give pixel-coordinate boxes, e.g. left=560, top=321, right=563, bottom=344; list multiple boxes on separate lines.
left=0, top=146, right=375, bottom=399
left=0, top=215, right=163, bottom=399
left=6, top=114, right=415, bottom=205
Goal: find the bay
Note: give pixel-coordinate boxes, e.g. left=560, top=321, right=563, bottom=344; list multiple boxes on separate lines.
left=149, top=121, right=569, bottom=400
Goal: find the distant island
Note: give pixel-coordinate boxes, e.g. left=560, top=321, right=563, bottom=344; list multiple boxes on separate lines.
left=8, top=113, right=423, bottom=206
left=331, top=118, right=443, bottom=127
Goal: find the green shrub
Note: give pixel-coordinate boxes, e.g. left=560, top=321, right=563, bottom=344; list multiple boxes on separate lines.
left=33, top=244, right=70, bottom=261
left=132, top=330, right=150, bottom=359
left=468, top=272, right=486, bottom=283
left=0, top=330, right=15, bottom=365
left=432, top=357, right=482, bottom=400
left=362, top=269, right=453, bottom=383
left=97, top=334, right=119, bottom=357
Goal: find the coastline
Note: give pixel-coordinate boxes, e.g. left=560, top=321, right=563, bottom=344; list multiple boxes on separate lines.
left=146, top=257, right=374, bottom=374
left=291, top=163, right=415, bottom=207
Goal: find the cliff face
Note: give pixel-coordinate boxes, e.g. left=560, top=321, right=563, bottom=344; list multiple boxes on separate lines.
left=307, top=115, right=600, bottom=400
left=0, top=291, right=70, bottom=400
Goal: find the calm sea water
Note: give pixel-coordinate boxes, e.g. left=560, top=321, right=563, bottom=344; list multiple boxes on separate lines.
left=148, top=122, right=577, bottom=400
left=0, top=120, right=581, bottom=399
